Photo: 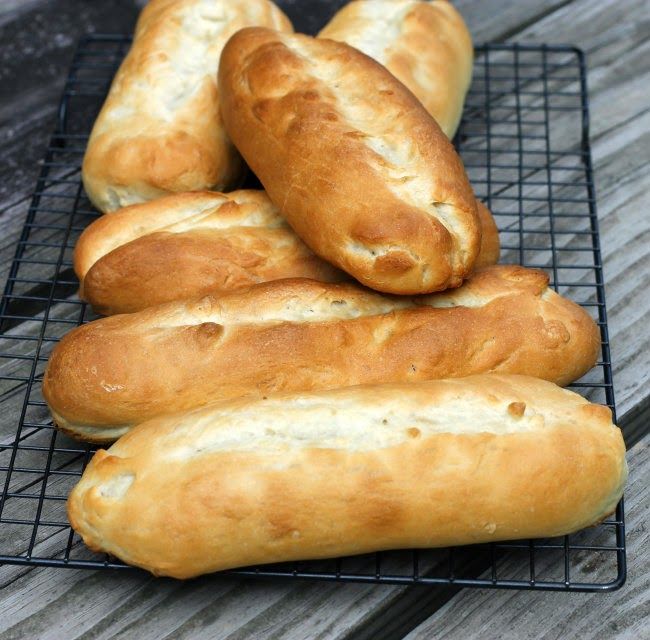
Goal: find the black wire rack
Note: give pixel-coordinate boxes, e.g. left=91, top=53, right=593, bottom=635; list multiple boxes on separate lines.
left=0, top=35, right=625, bottom=591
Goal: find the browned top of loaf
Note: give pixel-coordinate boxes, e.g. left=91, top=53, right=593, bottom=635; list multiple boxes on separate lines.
left=74, top=191, right=345, bottom=314
left=319, top=0, right=473, bottom=138
left=218, top=27, right=479, bottom=294
left=66, top=374, right=627, bottom=578
left=81, top=0, right=293, bottom=212
left=43, top=265, right=600, bottom=440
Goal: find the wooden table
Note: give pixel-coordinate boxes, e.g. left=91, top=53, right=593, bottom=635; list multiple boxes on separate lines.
left=0, top=1, right=648, bottom=638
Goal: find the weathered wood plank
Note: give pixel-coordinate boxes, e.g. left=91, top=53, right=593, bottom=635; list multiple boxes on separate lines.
left=512, top=0, right=650, bottom=421
left=455, top=0, right=574, bottom=42
left=0, top=0, right=51, bottom=23
left=0, top=2, right=647, bottom=640
left=0, top=0, right=138, bottom=207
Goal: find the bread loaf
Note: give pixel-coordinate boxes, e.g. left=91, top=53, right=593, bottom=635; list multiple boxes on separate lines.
left=81, top=0, right=292, bottom=212
left=319, top=0, right=473, bottom=138
left=218, top=27, right=480, bottom=294
left=74, top=190, right=345, bottom=315
left=74, top=192, right=499, bottom=315
left=44, top=265, right=599, bottom=442
left=67, top=374, right=627, bottom=579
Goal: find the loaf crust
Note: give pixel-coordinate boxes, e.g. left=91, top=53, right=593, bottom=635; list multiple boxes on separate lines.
left=319, top=0, right=473, bottom=138
left=74, top=192, right=499, bottom=315
left=81, top=0, right=292, bottom=212
left=67, top=374, right=627, bottom=579
left=74, top=191, right=345, bottom=315
left=474, top=201, right=500, bottom=269
left=218, top=27, right=480, bottom=294
left=44, top=265, right=600, bottom=442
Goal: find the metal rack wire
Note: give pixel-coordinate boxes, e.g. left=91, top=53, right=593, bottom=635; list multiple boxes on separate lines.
left=0, top=35, right=625, bottom=591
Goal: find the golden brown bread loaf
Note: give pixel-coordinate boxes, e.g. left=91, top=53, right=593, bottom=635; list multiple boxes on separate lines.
left=74, top=192, right=500, bottom=315
left=74, top=191, right=345, bottom=315
left=44, top=265, right=599, bottom=442
left=67, top=374, right=627, bottom=579
left=218, top=27, right=480, bottom=294
left=319, top=0, right=473, bottom=138
left=81, top=0, right=292, bottom=212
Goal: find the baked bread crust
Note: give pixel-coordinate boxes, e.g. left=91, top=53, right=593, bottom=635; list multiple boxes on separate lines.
left=74, top=191, right=345, bottom=315
left=43, top=265, right=600, bottom=442
left=474, top=201, right=500, bottom=268
left=218, top=27, right=480, bottom=294
left=81, top=0, right=292, bottom=212
left=74, top=192, right=499, bottom=315
left=67, top=374, right=627, bottom=579
left=319, top=0, right=473, bottom=138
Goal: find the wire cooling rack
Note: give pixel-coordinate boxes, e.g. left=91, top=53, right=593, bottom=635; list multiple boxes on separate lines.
left=0, top=36, right=625, bottom=591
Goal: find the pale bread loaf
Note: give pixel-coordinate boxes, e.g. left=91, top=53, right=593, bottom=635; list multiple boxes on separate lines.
left=67, top=374, right=627, bottom=579
left=319, top=0, right=473, bottom=138
left=81, top=0, right=292, bottom=212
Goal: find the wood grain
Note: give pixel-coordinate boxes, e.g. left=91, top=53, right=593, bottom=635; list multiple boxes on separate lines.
left=0, top=1, right=647, bottom=639
left=0, top=1, right=137, bottom=210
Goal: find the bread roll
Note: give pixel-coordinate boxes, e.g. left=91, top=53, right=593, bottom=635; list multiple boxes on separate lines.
left=81, top=0, right=292, bottom=213
left=218, top=27, right=480, bottom=294
left=74, top=192, right=499, bottom=316
left=44, top=265, right=599, bottom=442
left=67, top=374, right=627, bottom=579
left=74, top=190, right=345, bottom=315
left=319, top=0, right=473, bottom=138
